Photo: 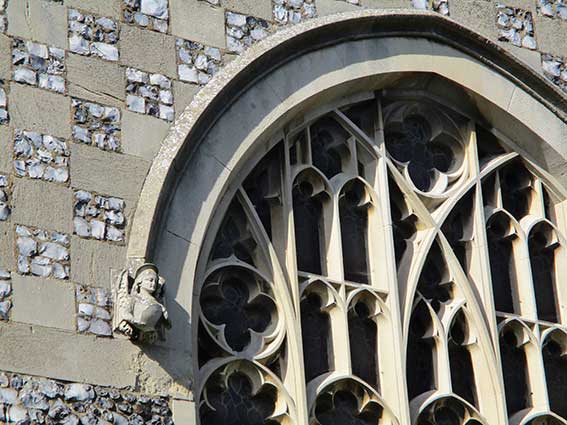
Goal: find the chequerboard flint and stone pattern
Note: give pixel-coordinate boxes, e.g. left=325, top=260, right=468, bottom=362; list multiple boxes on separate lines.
left=273, top=0, right=317, bottom=24
left=72, top=98, right=121, bottom=152
left=16, top=225, right=71, bottom=280
left=126, top=67, right=174, bottom=121
left=0, top=269, right=11, bottom=321
left=68, top=9, right=120, bottom=62
left=76, top=284, right=113, bottom=336
left=226, top=11, right=271, bottom=54
left=12, top=38, right=66, bottom=94
left=123, top=0, right=169, bottom=33
left=73, top=190, right=126, bottom=242
left=497, top=4, right=537, bottom=50
left=542, top=53, right=567, bottom=93
left=0, top=175, right=9, bottom=221
left=0, top=372, right=174, bottom=425
left=176, top=38, right=223, bottom=86
left=13, top=129, right=70, bottom=184
left=538, top=0, right=567, bottom=19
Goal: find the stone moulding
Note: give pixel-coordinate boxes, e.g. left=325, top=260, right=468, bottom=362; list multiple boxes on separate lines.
left=126, top=9, right=567, bottom=266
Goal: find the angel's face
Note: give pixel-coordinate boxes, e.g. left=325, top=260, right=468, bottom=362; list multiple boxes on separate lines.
left=138, top=270, right=158, bottom=294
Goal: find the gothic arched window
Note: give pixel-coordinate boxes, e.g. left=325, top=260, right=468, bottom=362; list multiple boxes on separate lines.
left=194, top=92, right=567, bottom=425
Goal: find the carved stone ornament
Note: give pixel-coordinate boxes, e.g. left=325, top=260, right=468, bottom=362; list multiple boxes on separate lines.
left=113, top=263, right=170, bottom=343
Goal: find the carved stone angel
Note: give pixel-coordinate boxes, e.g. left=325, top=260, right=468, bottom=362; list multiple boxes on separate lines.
left=114, top=263, right=170, bottom=343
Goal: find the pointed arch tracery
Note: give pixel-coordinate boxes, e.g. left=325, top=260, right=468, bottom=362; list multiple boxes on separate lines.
left=194, top=91, right=567, bottom=425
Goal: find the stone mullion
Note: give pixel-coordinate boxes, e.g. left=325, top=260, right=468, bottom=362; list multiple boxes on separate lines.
left=236, top=189, right=309, bottom=425
left=463, top=123, right=511, bottom=425
left=372, top=96, right=412, bottom=425
left=464, top=123, right=501, bottom=345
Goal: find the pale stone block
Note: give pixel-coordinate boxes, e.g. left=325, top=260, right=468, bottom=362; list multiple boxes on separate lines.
left=223, top=0, right=273, bottom=21
left=6, top=0, right=67, bottom=48
left=316, top=0, right=361, bottom=16
left=9, top=84, right=71, bottom=139
left=0, top=321, right=139, bottom=388
left=11, top=275, right=75, bottom=331
left=70, top=144, right=150, bottom=205
left=0, top=34, right=11, bottom=81
left=359, top=0, right=407, bottom=7
left=0, top=222, right=15, bottom=272
left=120, top=25, right=178, bottom=78
left=449, top=0, right=499, bottom=41
left=534, top=15, right=567, bottom=57
left=122, top=111, right=171, bottom=161
left=498, top=42, right=543, bottom=74
left=0, top=126, right=11, bottom=174
left=170, top=0, right=226, bottom=48
left=172, top=399, right=197, bottom=424
left=173, top=80, right=199, bottom=119
left=70, top=236, right=126, bottom=289
left=64, top=0, right=122, bottom=18
left=11, top=179, right=73, bottom=233
left=67, top=54, right=126, bottom=109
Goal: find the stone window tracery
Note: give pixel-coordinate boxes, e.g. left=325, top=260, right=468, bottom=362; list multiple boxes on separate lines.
left=194, top=91, right=567, bottom=425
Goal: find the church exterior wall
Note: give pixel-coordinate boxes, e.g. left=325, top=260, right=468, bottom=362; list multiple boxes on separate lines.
left=0, top=1, right=567, bottom=424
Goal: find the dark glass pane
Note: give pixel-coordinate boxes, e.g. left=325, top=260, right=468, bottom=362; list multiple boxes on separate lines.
left=292, top=179, right=323, bottom=274
left=342, top=100, right=376, bottom=140
left=500, top=161, right=533, bottom=221
left=542, top=338, right=567, bottom=419
left=407, top=301, right=436, bottom=400
left=482, top=173, right=498, bottom=208
left=487, top=213, right=516, bottom=314
left=198, top=321, right=225, bottom=368
left=448, top=312, right=477, bottom=407
left=529, top=224, right=559, bottom=323
left=339, top=181, right=370, bottom=284
left=311, top=117, right=350, bottom=179
left=349, top=301, right=378, bottom=389
left=315, top=390, right=383, bottom=425
left=442, top=191, right=474, bottom=273
left=418, top=242, right=452, bottom=312
left=211, top=200, right=257, bottom=266
left=243, top=144, right=283, bottom=240
left=476, top=125, right=505, bottom=165
left=389, top=177, right=417, bottom=268
left=500, top=329, right=531, bottom=415
left=202, top=372, right=278, bottom=425
left=300, top=293, right=331, bottom=381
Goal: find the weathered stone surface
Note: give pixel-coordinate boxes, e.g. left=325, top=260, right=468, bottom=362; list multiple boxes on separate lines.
left=120, top=25, right=177, bottom=78
left=535, top=14, right=567, bottom=57
left=223, top=0, right=273, bottom=21
left=9, top=84, right=71, bottom=139
left=0, top=222, right=14, bottom=272
left=67, top=54, right=125, bottom=108
left=70, top=236, right=126, bottom=289
left=70, top=144, right=150, bottom=204
left=11, top=275, right=75, bottom=330
left=316, top=0, right=360, bottom=15
left=172, top=80, right=199, bottom=119
left=64, top=0, right=122, bottom=19
left=170, top=0, right=226, bottom=48
left=449, top=0, right=498, bottom=40
left=6, top=0, right=67, bottom=48
left=122, top=110, right=171, bottom=161
left=0, top=126, right=11, bottom=173
left=0, top=34, right=10, bottom=81
left=11, top=179, right=73, bottom=233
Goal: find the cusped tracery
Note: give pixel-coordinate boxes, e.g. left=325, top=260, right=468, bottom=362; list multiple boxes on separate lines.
left=195, top=91, right=567, bottom=425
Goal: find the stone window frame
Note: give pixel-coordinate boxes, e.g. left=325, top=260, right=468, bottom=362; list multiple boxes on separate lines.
left=192, top=90, right=567, bottom=425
